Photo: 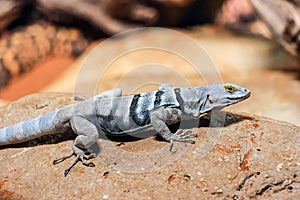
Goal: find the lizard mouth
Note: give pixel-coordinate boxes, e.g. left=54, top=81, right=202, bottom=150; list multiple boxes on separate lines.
left=228, top=92, right=251, bottom=101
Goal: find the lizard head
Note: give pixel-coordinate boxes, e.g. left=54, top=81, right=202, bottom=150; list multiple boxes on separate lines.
left=199, top=83, right=251, bottom=116
left=179, top=83, right=251, bottom=118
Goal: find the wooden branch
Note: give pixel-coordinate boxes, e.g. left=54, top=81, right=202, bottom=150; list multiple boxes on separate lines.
left=250, top=0, right=300, bottom=56
left=36, top=0, right=140, bottom=35
left=0, top=0, right=24, bottom=31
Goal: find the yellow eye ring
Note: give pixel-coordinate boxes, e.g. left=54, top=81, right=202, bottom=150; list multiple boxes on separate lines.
left=224, top=85, right=237, bottom=93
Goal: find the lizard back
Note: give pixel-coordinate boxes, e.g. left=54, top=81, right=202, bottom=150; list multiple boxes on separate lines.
left=95, top=89, right=179, bottom=134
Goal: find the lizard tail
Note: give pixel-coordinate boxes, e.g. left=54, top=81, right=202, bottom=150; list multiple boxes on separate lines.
left=0, top=110, right=63, bottom=146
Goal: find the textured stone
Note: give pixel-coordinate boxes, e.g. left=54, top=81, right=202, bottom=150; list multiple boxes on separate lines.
left=0, top=93, right=299, bottom=199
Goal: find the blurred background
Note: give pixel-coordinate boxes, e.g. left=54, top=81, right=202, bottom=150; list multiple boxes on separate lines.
left=0, top=0, right=299, bottom=126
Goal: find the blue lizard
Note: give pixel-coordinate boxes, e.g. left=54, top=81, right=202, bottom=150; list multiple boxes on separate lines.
left=0, top=83, right=250, bottom=176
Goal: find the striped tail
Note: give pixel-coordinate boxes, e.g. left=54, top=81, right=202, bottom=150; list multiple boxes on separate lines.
left=0, top=110, right=61, bottom=146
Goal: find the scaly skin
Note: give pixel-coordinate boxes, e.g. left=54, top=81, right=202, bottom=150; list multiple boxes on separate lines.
left=0, top=84, right=250, bottom=176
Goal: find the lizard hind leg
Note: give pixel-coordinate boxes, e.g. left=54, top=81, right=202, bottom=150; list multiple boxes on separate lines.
left=53, top=116, right=99, bottom=176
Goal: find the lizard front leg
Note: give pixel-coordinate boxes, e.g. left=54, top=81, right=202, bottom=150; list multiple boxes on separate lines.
left=53, top=116, right=99, bottom=176
left=149, top=107, right=197, bottom=151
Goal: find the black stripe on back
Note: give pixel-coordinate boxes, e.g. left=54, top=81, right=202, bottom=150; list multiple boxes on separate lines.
left=174, top=88, right=184, bottom=110
left=130, top=94, right=140, bottom=113
left=97, top=111, right=123, bottom=133
left=130, top=94, right=150, bottom=126
left=96, top=99, right=123, bottom=133
left=154, top=90, right=164, bottom=107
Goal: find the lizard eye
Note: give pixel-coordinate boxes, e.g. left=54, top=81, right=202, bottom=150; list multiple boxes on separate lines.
left=224, top=85, right=237, bottom=93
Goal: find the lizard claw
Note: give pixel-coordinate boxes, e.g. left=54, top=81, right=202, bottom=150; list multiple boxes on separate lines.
left=53, top=151, right=74, bottom=165
left=169, top=129, right=197, bottom=151
left=53, top=149, right=96, bottom=176
left=174, top=130, right=197, bottom=139
left=63, top=153, right=95, bottom=177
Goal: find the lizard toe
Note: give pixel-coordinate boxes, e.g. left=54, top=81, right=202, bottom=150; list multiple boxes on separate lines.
left=174, top=129, right=197, bottom=140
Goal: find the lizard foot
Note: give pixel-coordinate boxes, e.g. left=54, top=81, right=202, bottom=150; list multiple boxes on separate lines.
left=169, top=129, right=197, bottom=151
left=53, top=148, right=96, bottom=176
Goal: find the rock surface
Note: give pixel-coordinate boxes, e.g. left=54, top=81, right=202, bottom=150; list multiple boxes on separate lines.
left=0, top=93, right=299, bottom=199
